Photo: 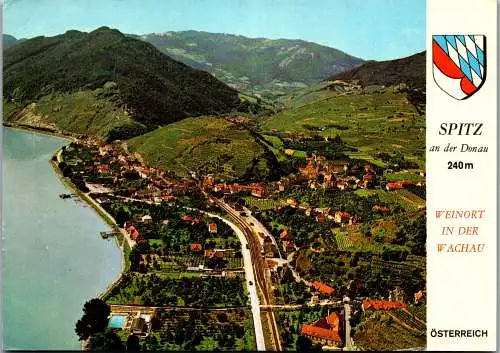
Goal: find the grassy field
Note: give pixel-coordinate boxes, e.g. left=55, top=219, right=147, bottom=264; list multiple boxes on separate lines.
left=262, top=135, right=284, bottom=148
left=128, top=116, right=268, bottom=179
left=261, top=87, right=425, bottom=165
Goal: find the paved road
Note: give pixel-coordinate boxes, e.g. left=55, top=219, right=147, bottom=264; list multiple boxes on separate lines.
left=240, top=206, right=283, bottom=259
left=214, top=199, right=282, bottom=351
left=187, top=208, right=266, bottom=351
left=83, top=194, right=136, bottom=249
left=344, top=302, right=352, bottom=349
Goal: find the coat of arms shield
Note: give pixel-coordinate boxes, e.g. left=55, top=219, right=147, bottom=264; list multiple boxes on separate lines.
left=432, top=35, right=486, bottom=100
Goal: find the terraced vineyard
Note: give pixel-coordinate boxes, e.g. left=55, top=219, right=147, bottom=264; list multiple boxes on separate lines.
left=389, top=309, right=426, bottom=332
left=335, top=232, right=355, bottom=251
left=371, top=256, right=422, bottom=272
left=334, top=228, right=407, bottom=254
left=261, top=87, right=425, bottom=164
left=128, top=116, right=268, bottom=180
left=411, top=304, right=427, bottom=323
left=394, top=189, right=425, bottom=210
left=376, top=189, right=424, bottom=212
left=406, top=255, right=426, bottom=271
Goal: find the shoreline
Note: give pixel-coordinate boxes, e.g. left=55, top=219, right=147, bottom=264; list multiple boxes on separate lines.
left=8, top=122, right=130, bottom=300
left=3, top=122, right=79, bottom=142
left=48, top=157, right=128, bottom=301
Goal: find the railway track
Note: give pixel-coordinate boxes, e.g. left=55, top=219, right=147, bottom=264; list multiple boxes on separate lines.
left=213, top=198, right=283, bottom=351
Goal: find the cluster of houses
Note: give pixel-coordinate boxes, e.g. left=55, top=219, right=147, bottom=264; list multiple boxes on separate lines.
left=285, top=198, right=361, bottom=225
left=72, top=139, right=196, bottom=202
left=279, top=229, right=296, bottom=253
left=202, top=176, right=267, bottom=198
left=298, top=156, right=377, bottom=191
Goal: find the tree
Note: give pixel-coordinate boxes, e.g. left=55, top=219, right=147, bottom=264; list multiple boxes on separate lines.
left=296, top=336, right=313, bottom=351
left=89, top=331, right=125, bottom=351
left=126, top=334, right=140, bottom=351
left=75, top=298, right=111, bottom=341
left=114, top=206, right=131, bottom=226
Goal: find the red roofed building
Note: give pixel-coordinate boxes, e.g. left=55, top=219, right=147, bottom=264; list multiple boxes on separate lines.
left=205, top=250, right=215, bottom=258
left=97, top=164, right=110, bottom=173
left=311, top=281, right=335, bottom=296
left=280, top=229, right=293, bottom=241
left=316, top=213, right=327, bottom=223
left=191, top=243, right=202, bottom=252
left=162, top=195, right=177, bottom=201
left=362, top=299, right=407, bottom=311
left=208, top=223, right=218, bottom=233
left=372, top=205, right=390, bottom=214
left=386, top=182, right=404, bottom=191
left=386, top=180, right=413, bottom=191
left=334, top=211, right=352, bottom=224
left=300, top=311, right=344, bottom=347
left=251, top=186, right=266, bottom=198
left=363, top=173, right=375, bottom=188
left=283, top=241, right=296, bottom=253
left=125, top=225, right=140, bottom=241
left=181, top=215, right=194, bottom=223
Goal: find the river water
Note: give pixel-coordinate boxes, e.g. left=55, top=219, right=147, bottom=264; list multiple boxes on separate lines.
left=2, top=127, right=122, bottom=349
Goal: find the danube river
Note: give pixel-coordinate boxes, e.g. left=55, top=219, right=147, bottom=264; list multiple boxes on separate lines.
left=2, top=128, right=122, bottom=349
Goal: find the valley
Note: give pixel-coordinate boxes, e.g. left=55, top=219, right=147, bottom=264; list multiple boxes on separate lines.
left=3, top=25, right=426, bottom=352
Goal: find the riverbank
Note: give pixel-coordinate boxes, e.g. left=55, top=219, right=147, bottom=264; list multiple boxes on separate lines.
left=9, top=122, right=131, bottom=300
left=49, top=155, right=130, bottom=301
left=3, top=122, right=80, bottom=142
left=3, top=127, right=123, bottom=349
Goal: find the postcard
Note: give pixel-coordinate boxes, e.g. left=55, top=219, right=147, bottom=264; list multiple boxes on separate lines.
left=1, top=0, right=497, bottom=351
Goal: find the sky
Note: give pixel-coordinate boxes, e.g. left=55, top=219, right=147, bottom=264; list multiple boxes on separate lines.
left=3, top=0, right=425, bottom=60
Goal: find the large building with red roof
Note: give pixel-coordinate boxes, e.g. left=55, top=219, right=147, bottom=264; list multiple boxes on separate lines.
left=362, top=299, right=407, bottom=311
left=300, top=311, right=344, bottom=347
left=310, top=281, right=335, bottom=296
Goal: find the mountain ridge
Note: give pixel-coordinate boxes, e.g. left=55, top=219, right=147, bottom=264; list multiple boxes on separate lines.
left=328, top=51, right=425, bottom=90
left=137, top=30, right=364, bottom=99
left=3, top=27, right=253, bottom=139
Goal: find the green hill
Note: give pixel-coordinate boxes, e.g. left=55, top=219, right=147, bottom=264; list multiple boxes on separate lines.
left=3, top=27, right=254, bottom=140
left=128, top=116, right=270, bottom=181
left=259, top=52, right=426, bottom=168
left=329, top=51, right=425, bottom=90
left=137, top=31, right=364, bottom=100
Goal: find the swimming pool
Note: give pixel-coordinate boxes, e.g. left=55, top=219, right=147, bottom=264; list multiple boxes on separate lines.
left=107, top=315, right=126, bottom=329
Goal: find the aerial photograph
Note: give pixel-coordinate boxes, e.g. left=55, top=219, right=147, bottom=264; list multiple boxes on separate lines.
left=2, top=0, right=426, bottom=351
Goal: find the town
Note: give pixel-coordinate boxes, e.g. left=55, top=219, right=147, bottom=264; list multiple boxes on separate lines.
left=58, top=131, right=427, bottom=351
